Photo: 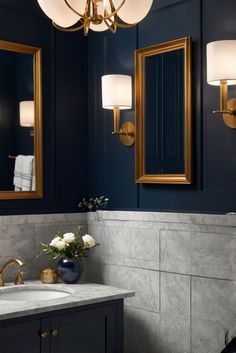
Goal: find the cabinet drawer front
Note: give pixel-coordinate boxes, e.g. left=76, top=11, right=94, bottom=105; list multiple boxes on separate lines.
left=0, top=320, right=41, bottom=353
left=51, top=305, right=117, bottom=353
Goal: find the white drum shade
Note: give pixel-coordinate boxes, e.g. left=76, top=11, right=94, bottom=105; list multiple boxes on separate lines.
left=207, top=40, right=236, bottom=86
left=113, top=0, right=153, bottom=24
left=20, top=101, right=34, bottom=127
left=37, top=0, right=80, bottom=28
left=102, top=75, right=132, bottom=110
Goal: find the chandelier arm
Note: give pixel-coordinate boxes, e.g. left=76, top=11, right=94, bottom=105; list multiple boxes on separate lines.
left=63, top=0, right=88, bottom=19
left=63, top=0, right=127, bottom=22
left=107, top=16, right=137, bottom=28
left=114, top=21, right=136, bottom=28
left=104, top=18, right=117, bottom=34
left=102, top=0, right=126, bottom=20
left=52, top=21, right=86, bottom=32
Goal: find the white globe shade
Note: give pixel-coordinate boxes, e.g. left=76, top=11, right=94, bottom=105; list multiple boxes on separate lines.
left=207, top=40, right=236, bottom=86
left=113, top=0, right=153, bottom=24
left=20, top=101, right=34, bottom=127
left=37, top=0, right=80, bottom=28
left=90, top=23, right=109, bottom=32
left=67, top=0, right=87, bottom=15
left=102, top=75, right=132, bottom=110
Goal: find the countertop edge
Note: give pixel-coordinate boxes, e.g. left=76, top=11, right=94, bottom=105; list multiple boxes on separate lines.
left=0, top=290, right=135, bottom=321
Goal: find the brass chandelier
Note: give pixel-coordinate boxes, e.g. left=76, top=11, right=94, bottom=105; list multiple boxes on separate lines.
left=37, top=0, right=153, bottom=36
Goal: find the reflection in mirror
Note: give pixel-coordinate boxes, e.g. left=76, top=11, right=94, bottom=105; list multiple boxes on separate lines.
left=135, top=37, right=192, bottom=184
left=0, top=41, right=42, bottom=199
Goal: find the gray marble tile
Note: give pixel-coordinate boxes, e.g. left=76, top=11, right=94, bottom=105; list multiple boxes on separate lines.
left=130, top=228, right=159, bottom=270
left=191, top=318, right=232, bottom=353
left=124, top=307, right=161, bottom=353
left=160, top=230, right=191, bottom=274
left=161, top=230, right=236, bottom=280
left=87, top=262, right=159, bottom=313
left=88, top=224, right=159, bottom=271
left=192, top=277, right=236, bottom=322
left=160, top=272, right=190, bottom=319
left=87, top=224, right=111, bottom=260
left=160, top=316, right=190, bottom=353
left=108, top=226, right=132, bottom=259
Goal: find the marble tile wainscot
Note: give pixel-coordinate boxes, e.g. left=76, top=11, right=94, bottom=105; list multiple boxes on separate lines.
left=0, top=213, right=87, bottom=282
left=87, top=211, right=236, bottom=353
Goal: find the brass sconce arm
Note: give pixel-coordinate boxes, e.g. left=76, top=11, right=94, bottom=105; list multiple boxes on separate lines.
left=111, top=107, right=135, bottom=146
left=212, top=81, right=236, bottom=115
left=112, top=107, right=121, bottom=135
left=211, top=81, right=236, bottom=129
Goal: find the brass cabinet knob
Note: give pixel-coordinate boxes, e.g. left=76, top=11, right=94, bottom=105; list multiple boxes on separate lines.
left=41, top=331, right=48, bottom=338
left=51, top=329, right=58, bottom=337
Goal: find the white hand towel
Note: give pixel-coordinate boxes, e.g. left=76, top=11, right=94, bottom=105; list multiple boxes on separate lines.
left=22, top=156, right=34, bottom=191
left=13, top=155, right=24, bottom=190
left=13, top=155, right=35, bottom=191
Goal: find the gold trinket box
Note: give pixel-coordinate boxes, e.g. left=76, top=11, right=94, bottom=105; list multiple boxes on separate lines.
left=40, top=268, right=59, bottom=284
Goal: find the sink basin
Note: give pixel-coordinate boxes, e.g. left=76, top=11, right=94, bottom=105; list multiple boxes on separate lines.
left=0, top=288, right=71, bottom=301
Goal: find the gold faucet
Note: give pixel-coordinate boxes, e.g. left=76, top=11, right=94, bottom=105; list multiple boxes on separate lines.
left=0, top=258, right=24, bottom=286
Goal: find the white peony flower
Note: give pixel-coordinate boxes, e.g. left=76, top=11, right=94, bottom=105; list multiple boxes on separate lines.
left=63, top=232, right=75, bottom=244
left=82, top=234, right=96, bottom=248
left=55, top=239, right=67, bottom=251
left=50, top=236, right=61, bottom=247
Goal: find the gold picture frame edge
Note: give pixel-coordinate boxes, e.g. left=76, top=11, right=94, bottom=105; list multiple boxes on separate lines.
left=135, top=36, right=192, bottom=185
left=0, top=40, right=43, bottom=200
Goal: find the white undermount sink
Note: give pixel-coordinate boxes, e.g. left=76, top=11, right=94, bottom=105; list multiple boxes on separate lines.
left=0, top=288, right=71, bottom=301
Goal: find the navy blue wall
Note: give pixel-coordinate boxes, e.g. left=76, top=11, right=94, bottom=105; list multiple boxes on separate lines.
left=0, top=0, right=88, bottom=214
left=88, top=0, right=236, bottom=214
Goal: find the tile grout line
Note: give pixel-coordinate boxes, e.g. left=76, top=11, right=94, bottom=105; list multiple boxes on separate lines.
left=159, top=229, right=162, bottom=315
left=88, top=259, right=236, bottom=283
left=190, top=275, right=192, bottom=353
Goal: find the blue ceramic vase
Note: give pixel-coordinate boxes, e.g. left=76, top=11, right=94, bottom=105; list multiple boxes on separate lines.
left=57, top=257, right=83, bottom=284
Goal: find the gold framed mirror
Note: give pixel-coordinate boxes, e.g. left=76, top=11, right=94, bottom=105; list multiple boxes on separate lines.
left=0, top=40, right=43, bottom=199
left=135, top=37, right=192, bottom=184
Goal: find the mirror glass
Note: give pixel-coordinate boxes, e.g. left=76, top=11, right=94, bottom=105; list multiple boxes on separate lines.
left=0, top=41, right=42, bottom=199
left=135, top=37, right=192, bottom=184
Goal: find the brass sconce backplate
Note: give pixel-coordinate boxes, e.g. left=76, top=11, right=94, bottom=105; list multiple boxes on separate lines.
left=119, top=122, right=135, bottom=147
left=223, top=98, right=236, bottom=129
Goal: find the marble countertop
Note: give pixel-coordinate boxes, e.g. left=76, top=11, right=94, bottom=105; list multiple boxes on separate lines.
left=0, top=281, right=135, bottom=321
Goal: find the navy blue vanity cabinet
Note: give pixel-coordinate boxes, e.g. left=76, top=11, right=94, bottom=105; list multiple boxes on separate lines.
left=0, top=300, right=123, bottom=353
left=0, top=319, right=42, bottom=353
left=50, top=305, right=117, bottom=353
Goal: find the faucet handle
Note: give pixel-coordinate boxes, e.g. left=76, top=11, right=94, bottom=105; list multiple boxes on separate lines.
left=14, top=270, right=24, bottom=285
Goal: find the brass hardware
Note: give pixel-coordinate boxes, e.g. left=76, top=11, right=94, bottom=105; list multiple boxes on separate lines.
left=212, top=81, right=236, bottom=129
left=14, top=270, right=24, bottom=285
left=118, top=122, right=135, bottom=147
left=111, top=107, right=135, bottom=147
left=51, top=329, right=58, bottom=337
left=223, top=98, right=236, bottom=129
left=135, top=37, right=192, bottom=184
left=113, top=107, right=121, bottom=134
left=41, top=331, right=48, bottom=339
left=50, top=0, right=136, bottom=36
left=40, top=268, right=59, bottom=284
left=0, top=40, right=43, bottom=200
left=0, top=258, right=24, bottom=287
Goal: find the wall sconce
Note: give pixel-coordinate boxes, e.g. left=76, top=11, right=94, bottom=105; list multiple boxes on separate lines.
left=207, top=40, right=236, bottom=128
left=19, top=101, right=35, bottom=136
left=101, top=74, right=135, bottom=147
